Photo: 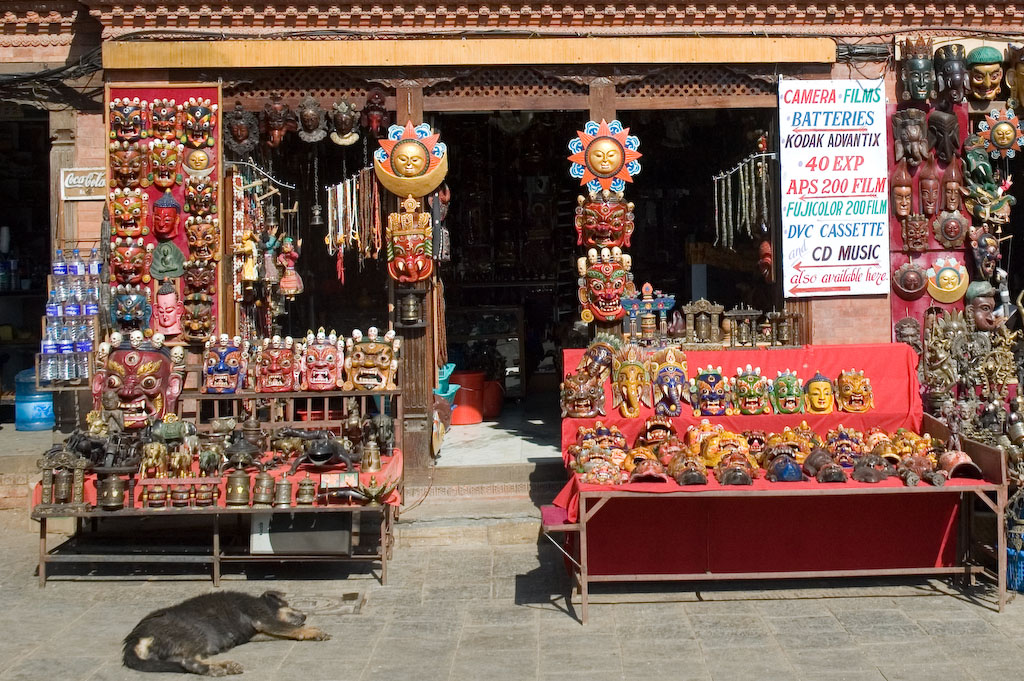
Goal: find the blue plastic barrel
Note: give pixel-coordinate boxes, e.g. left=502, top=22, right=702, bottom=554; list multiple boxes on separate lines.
left=15, top=369, right=54, bottom=431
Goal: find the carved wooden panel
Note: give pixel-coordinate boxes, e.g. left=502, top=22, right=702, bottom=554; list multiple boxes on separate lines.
left=222, top=69, right=378, bottom=109
left=617, top=65, right=774, bottom=100
left=424, top=67, right=589, bottom=99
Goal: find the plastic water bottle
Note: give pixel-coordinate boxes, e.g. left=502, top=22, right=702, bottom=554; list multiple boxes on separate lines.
left=83, top=286, right=99, bottom=317
left=87, top=248, right=103, bottom=278
left=57, top=324, right=75, bottom=380
left=40, top=321, right=59, bottom=382
left=52, top=249, right=68, bottom=277
left=55, top=274, right=69, bottom=305
left=76, top=352, right=91, bottom=379
left=45, top=289, right=61, bottom=318
left=63, top=285, right=81, bottom=318
left=69, top=249, right=85, bottom=276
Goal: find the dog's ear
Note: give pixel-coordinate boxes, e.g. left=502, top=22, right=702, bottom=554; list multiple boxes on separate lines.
left=261, top=590, right=289, bottom=607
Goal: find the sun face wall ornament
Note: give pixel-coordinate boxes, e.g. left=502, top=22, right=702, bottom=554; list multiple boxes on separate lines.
left=567, top=119, right=642, bottom=194
left=926, top=256, right=970, bottom=303
left=892, top=261, right=929, bottom=300
left=977, top=108, right=1024, bottom=159
left=374, top=121, right=449, bottom=199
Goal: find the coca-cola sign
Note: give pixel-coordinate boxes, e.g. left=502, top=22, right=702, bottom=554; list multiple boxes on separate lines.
left=60, top=168, right=106, bottom=201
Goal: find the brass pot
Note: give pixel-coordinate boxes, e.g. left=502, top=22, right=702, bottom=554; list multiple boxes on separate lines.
left=252, top=471, right=275, bottom=507
left=97, top=475, right=126, bottom=511
left=225, top=470, right=251, bottom=506
left=361, top=437, right=382, bottom=473
left=273, top=477, right=293, bottom=508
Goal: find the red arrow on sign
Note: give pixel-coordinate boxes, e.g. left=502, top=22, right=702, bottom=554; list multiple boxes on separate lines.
left=788, top=284, right=853, bottom=295
left=793, top=261, right=880, bottom=271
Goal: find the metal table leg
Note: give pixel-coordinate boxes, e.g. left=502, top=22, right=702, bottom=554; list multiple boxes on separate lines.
left=212, top=515, right=221, bottom=586
left=38, top=517, right=47, bottom=588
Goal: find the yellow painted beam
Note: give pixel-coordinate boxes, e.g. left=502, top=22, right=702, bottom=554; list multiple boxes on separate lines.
left=103, top=37, right=835, bottom=70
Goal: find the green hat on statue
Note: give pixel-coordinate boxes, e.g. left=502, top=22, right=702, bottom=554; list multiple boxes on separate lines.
left=966, top=46, right=1003, bottom=67
left=965, top=280, right=996, bottom=303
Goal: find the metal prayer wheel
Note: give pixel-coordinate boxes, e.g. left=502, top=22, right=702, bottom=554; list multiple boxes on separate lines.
left=170, top=484, right=191, bottom=508
left=361, top=436, right=382, bottom=473
left=273, top=476, right=293, bottom=508
left=146, top=484, right=168, bottom=509
left=640, top=313, right=657, bottom=342
left=252, top=471, right=275, bottom=507
left=225, top=470, right=251, bottom=506
left=295, top=473, right=316, bottom=505
left=194, top=483, right=216, bottom=507
left=400, top=293, right=421, bottom=324
left=53, top=469, right=73, bottom=504
left=97, top=475, right=126, bottom=511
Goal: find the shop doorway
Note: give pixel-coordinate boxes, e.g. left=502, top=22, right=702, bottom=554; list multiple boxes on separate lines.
left=433, top=107, right=778, bottom=466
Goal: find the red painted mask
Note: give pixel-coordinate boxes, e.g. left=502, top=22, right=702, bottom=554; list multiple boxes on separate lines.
left=185, top=217, right=220, bottom=262
left=257, top=341, right=298, bottom=392
left=92, top=343, right=184, bottom=429
left=574, top=194, right=634, bottom=249
left=301, top=332, right=344, bottom=391
left=110, top=188, right=148, bottom=238
left=147, top=140, right=184, bottom=190
left=386, top=198, right=433, bottom=282
left=151, top=191, right=182, bottom=240
left=577, top=247, right=634, bottom=323
left=110, top=237, right=153, bottom=285
left=109, top=141, right=147, bottom=189
left=184, top=176, right=217, bottom=216
left=149, top=98, right=181, bottom=142
left=261, top=97, right=298, bottom=149
left=109, top=97, right=148, bottom=143
left=180, top=97, right=218, bottom=149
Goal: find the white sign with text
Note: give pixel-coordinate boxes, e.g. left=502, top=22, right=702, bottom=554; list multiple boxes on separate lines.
left=778, top=79, right=889, bottom=298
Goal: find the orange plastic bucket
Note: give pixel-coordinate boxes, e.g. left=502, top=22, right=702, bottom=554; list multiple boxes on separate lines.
left=451, top=370, right=486, bottom=425
left=482, top=380, right=504, bottom=419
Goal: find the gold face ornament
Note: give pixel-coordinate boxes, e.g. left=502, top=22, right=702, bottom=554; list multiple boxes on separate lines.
left=374, top=121, right=448, bottom=198
left=925, top=257, right=969, bottom=303
left=803, top=373, right=835, bottom=414
left=586, top=137, right=625, bottom=178
left=978, top=109, right=1023, bottom=159
left=390, top=139, right=429, bottom=177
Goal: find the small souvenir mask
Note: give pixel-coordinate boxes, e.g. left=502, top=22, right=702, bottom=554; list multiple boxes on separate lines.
left=146, top=140, right=184, bottom=190
left=109, top=97, right=148, bottom=143
left=892, top=261, right=929, bottom=300
left=223, top=101, right=259, bottom=157
left=917, top=155, right=941, bottom=217
left=330, top=100, right=360, bottom=146
left=300, top=328, right=344, bottom=391
left=734, top=365, right=772, bottom=415
left=927, top=111, right=959, bottom=165
left=577, top=334, right=620, bottom=386
left=181, top=293, right=214, bottom=343
left=803, top=372, right=835, bottom=414
left=575, top=192, right=635, bottom=249
left=149, top=98, right=180, bottom=141
left=770, top=370, right=804, bottom=414
left=892, top=109, right=930, bottom=168
left=689, top=365, right=733, bottom=417
left=891, top=160, right=914, bottom=219
left=180, top=97, right=218, bottom=149
left=966, top=46, right=1004, bottom=101
left=260, top=96, right=298, bottom=149
left=836, top=369, right=874, bottom=413
left=297, top=96, right=328, bottom=143
left=110, top=237, right=154, bottom=285
left=91, top=339, right=185, bottom=429
left=567, top=119, right=642, bottom=195
left=900, top=37, right=936, bottom=102
left=151, top=190, right=182, bottom=240
left=385, top=196, right=433, bottom=282
left=560, top=371, right=605, bottom=419
left=577, top=246, right=636, bottom=324
left=203, top=335, right=248, bottom=394
left=926, top=257, right=969, bottom=303
left=110, top=284, right=152, bottom=332
left=978, top=109, right=1023, bottom=159
left=343, top=327, right=401, bottom=391
left=933, top=211, right=968, bottom=250
left=152, top=281, right=184, bottom=336
left=941, top=158, right=964, bottom=212
left=972, top=231, right=1001, bottom=279
left=902, top=214, right=929, bottom=253
left=359, top=88, right=391, bottom=138
left=185, top=216, right=221, bottom=262
left=151, top=241, right=186, bottom=280
left=110, top=188, right=148, bottom=238
left=109, top=141, right=147, bottom=189
left=183, top=258, right=217, bottom=294
left=184, top=176, right=217, bottom=216
left=611, top=344, right=651, bottom=418
left=182, top=148, right=215, bottom=179
left=894, top=316, right=923, bottom=354
left=965, top=281, right=1001, bottom=332
left=374, top=122, right=449, bottom=199
left=647, top=346, right=687, bottom=417
left=935, top=44, right=969, bottom=107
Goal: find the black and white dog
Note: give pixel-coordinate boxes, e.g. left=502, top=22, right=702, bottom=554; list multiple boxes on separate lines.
left=123, top=591, right=330, bottom=676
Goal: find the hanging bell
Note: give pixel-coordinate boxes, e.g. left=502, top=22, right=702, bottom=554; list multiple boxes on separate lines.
left=264, top=202, right=280, bottom=229
left=400, top=292, right=422, bottom=325
left=310, top=202, right=324, bottom=227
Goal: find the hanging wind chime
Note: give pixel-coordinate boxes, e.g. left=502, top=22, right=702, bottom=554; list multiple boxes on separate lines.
left=712, top=147, right=775, bottom=251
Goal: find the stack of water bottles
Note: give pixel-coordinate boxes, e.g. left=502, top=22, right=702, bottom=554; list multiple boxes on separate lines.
left=39, top=248, right=103, bottom=383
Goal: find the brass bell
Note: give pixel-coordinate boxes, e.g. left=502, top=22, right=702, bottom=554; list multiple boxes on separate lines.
left=361, top=435, right=382, bottom=473
left=97, top=475, right=126, bottom=511
left=295, top=472, right=317, bottom=505
left=273, top=476, right=293, bottom=508
left=400, top=292, right=421, bottom=324
left=225, top=470, right=251, bottom=506
left=264, top=201, right=280, bottom=229
left=252, top=471, right=275, bottom=507
left=310, top=202, right=325, bottom=227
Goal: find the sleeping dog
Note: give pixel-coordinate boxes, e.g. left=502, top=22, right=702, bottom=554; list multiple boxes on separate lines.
left=123, top=591, right=330, bottom=676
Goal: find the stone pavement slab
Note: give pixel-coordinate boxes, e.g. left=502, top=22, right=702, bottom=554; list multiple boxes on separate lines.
left=1, top=510, right=1024, bottom=680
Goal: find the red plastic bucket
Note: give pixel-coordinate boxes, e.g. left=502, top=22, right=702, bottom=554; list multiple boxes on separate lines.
left=482, top=380, right=505, bottom=419
left=451, top=370, right=486, bottom=425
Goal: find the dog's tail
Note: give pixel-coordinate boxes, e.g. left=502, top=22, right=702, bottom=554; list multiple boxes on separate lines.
left=123, top=638, right=186, bottom=674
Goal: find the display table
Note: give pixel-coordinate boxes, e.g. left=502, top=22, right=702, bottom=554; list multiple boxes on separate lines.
left=31, top=451, right=402, bottom=587
left=550, top=344, right=1007, bottom=623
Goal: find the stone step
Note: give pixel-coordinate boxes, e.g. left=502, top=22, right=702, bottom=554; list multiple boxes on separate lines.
left=395, top=496, right=551, bottom=547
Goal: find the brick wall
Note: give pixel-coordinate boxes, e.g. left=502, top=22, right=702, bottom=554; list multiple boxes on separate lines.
left=74, top=113, right=106, bottom=244
left=0, top=473, right=33, bottom=510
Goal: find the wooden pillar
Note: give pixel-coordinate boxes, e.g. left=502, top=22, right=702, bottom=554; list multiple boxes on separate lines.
left=49, top=110, right=77, bottom=248
left=394, top=85, right=434, bottom=470
left=588, top=78, right=616, bottom=122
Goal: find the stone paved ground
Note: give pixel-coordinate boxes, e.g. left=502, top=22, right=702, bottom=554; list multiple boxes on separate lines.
left=2, top=509, right=1024, bottom=681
